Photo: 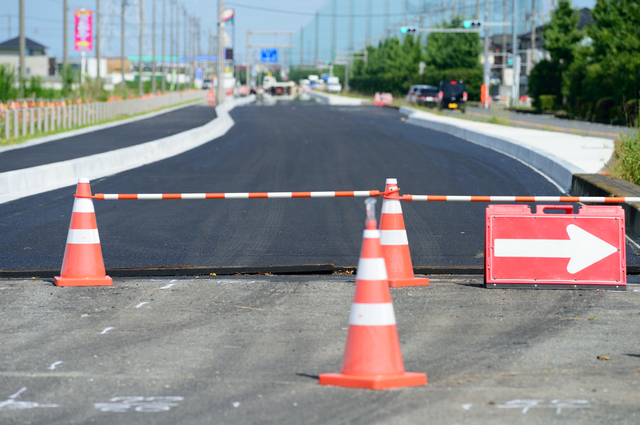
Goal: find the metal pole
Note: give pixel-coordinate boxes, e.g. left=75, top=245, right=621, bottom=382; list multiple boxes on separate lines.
left=139, top=0, right=144, bottom=96
left=530, top=0, right=537, bottom=67
left=121, top=0, right=126, bottom=92
left=183, top=6, right=187, bottom=87
left=217, top=0, right=225, bottom=105
left=152, top=0, right=156, bottom=93
left=246, top=30, right=251, bottom=89
left=366, top=0, right=371, bottom=46
left=19, top=0, right=25, bottom=96
left=162, top=0, right=166, bottom=91
left=349, top=0, right=353, bottom=53
left=483, top=0, right=490, bottom=109
left=502, top=0, right=508, bottom=66
left=96, top=0, right=101, bottom=80
left=314, top=10, right=318, bottom=66
left=300, top=27, right=303, bottom=66
left=63, top=0, right=68, bottom=72
left=511, top=0, right=519, bottom=107
left=331, top=0, right=335, bottom=62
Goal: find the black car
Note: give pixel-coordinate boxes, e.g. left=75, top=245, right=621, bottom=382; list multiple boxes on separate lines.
left=438, top=80, right=468, bottom=112
left=415, top=86, right=439, bottom=107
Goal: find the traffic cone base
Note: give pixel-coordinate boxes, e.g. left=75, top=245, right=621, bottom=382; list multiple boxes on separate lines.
left=55, top=276, right=113, bottom=287
left=389, top=277, right=429, bottom=287
left=319, top=371, right=427, bottom=390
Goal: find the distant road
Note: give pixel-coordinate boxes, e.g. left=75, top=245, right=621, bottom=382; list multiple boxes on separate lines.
left=0, top=103, right=216, bottom=173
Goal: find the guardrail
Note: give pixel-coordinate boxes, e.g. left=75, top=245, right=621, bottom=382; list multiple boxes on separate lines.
left=0, top=90, right=207, bottom=141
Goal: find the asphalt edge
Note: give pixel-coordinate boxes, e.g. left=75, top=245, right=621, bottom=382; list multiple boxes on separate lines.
left=0, top=95, right=256, bottom=205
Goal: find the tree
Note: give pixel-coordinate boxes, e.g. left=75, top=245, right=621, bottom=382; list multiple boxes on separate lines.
left=424, top=17, right=482, bottom=71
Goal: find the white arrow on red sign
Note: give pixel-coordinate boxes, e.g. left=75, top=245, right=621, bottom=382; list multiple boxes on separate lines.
left=494, top=224, right=618, bottom=274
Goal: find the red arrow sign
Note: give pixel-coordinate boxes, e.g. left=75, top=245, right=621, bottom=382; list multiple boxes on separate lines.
left=486, top=205, right=626, bottom=288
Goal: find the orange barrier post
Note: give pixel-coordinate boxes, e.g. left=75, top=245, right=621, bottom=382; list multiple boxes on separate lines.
left=319, top=198, right=427, bottom=390
left=379, top=178, right=429, bottom=287
left=55, top=178, right=112, bottom=287
left=373, top=92, right=381, bottom=106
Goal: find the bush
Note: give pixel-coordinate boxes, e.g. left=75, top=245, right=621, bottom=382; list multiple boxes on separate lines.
left=612, top=130, right=640, bottom=185
left=539, top=95, right=558, bottom=111
left=0, top=64, right=17, bottom=101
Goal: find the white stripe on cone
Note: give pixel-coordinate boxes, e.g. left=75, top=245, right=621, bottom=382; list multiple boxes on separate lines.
left=72, top=198, right=95, bottom=213
left=66, top=229, right=100, bottom=244
left=381, top=199, right=403, bottom=214
left=356, top=258, right=388, bottom=281
left=349, top=303, right=396, bottom=326
left=380, top=230, right=409, bottom=246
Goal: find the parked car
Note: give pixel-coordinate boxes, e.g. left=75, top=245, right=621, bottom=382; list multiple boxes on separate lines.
left=406, top=84, right=430, bottom=104
left=202, top=78, right=213, bottom=90
left=438, top=80, right=468, bottom=112
left=415, top=86, right=439, bottom=107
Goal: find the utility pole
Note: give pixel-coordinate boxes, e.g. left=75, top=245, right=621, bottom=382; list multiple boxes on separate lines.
left=530, top=0, right=537, bottom=68
left=331, top=0, right=335, bottom=62
left=349, top=0, right=353, bottom=53
left=183, top=5, right=188, bottom=87
left=483, top=0, right=490, bottom=109
left=299, top=27, right=303, bottom=66
left=121, top=0, right=126, bottom=92
left=476, top=0, right=480, bottom=19
left=502, top=0, right=507, bottom=65
left=97, top=0, right=101, bottom=80
left=366, top=0, right=371, bottom=46
left=139, top=0, right=144, bottom=96
left=63, top=0, right=68, bottom=72
left=7, top=15, right=10, bottom=39
left=511, top=0, right=519, bottom=107
left=162, top=0, right=166, bottom=91
left=314, top=10, right=318, bottom=66
left=152, top=0, right=156, bottom=93
left=19, top=0, right=25, bottom=96
left=246, top=30, right=250, bottom=89
left=384, top=0, right=388, bottom=36
left=217, top=0, right=225, bottom=105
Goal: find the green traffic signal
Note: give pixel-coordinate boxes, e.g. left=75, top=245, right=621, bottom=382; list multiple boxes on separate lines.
left=400, top=27, right=408, bottom=34
left=463, top=20, right=471, bottom=29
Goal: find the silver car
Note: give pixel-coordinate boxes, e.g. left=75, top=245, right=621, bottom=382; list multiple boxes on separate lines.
left=406, top=84, right=430, bottom=104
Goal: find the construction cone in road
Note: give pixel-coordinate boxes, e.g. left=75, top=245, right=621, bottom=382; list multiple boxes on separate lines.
left=207, top=89, right=216, bottom=106
left=55, top=178, right=112, bottom=287
left=319, top=199, right=427, bottom=390
left=374, top=92, right=381, bottom=106
left=380, top=178, right=429, bottom=287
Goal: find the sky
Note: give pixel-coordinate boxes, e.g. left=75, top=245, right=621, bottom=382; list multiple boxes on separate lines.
left=2, top=0, right=596, bottom=65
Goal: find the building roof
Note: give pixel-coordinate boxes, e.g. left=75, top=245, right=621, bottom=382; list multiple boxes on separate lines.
left=0, top=37, right=47, bottom=51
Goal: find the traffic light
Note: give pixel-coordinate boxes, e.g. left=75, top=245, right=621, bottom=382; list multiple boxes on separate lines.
left=507, top=53, right=514, bottom=66
left=400, top=26, right=417, bottom=34
left=325, top=60, right=331, bottom=65
left=463, top=20, right=482, bottom=29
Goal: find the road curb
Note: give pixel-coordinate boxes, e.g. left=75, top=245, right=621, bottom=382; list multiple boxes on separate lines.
left=400, top=105, right=582, bottom=191
left=0, top=96, right=256, bottom=204
left=307, top=91, right=368, bottom=105
left=571, top=173, right=640, bottom=238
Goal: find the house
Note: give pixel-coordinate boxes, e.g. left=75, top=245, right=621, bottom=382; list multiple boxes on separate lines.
left=0, top=36, right=54, bottom=77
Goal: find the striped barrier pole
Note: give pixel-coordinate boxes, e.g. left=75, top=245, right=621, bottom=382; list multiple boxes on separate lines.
left=400, top=195, right=640, bottom=203
left=89, top=190, right=384, bottom=200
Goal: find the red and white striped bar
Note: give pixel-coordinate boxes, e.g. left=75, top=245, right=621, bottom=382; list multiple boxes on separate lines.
left=92, top=190, right=381, bottom=200
left=401, top=195, right=640, bottom=203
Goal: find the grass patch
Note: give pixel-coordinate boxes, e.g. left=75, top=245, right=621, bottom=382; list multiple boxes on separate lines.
left=610, top=129, right=640, bottom=185
left=0, top=97, right=203, bottom=147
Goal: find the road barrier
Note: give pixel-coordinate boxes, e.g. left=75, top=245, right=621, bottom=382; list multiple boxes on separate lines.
left=319, top=199, right=428, bottom=390
left=65, top=177, right=633, bottom=290
left=0, top=90, right=206, bottom=141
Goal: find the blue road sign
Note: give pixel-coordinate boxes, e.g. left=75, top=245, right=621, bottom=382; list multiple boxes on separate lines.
left=260, top=49, right=278, bottom=63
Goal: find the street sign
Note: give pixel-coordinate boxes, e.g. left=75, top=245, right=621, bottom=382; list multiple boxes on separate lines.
left=260, top=49, right=278, bottom=63
left=485, top=205, right=626, bottom=289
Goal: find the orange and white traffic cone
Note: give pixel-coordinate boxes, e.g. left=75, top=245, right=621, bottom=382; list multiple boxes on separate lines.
left=319, top=199, right=427, bottom=390
left=380, top=178, right=429, bottom=287
left=55, top=178, right=112, bottom=287
left=373, top=92, right=381, bottom=106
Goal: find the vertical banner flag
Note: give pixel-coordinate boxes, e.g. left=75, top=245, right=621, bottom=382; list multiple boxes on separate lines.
left=74, top=9, right=93, bottom=52
left=222, top=8, right=234, bottom=23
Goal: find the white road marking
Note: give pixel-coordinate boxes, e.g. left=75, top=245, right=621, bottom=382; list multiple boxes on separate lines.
left=135, top=302, right=149, bottom=308
left=100, top=327, right=114, bottom=334
left=49, top=361, right=63, bottom=370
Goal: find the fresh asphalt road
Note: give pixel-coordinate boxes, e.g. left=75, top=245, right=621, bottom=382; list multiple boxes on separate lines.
left=3, top=100, right=639, bottom=272
left=0, top=275, right=639, bottom=425
left=1, top=101, right=640, bottom=424
left=0, top=103, right=216, bottom=173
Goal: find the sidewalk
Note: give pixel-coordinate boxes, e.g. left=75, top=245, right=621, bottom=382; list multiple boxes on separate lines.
left=400, top=105, right=614, bottom=192
left=0, top=96, right=256, bottom=204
